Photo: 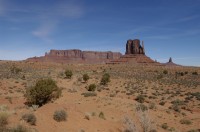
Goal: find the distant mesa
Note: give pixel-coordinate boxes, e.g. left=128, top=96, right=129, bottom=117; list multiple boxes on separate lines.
left=26, top=38, right=157, bottom=64
left=27, top=49, right=122, bottom=64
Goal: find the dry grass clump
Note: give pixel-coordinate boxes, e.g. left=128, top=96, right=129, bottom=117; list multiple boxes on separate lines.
left=21, top=113, right=36, bottom=125
left=53, top=110, right=67, bottom=122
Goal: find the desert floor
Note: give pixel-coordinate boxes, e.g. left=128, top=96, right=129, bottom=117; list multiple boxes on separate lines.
left=0, top=61, right=199, bottom=132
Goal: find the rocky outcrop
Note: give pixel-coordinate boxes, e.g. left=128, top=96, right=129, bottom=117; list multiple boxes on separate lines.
left=125, top=39, right=145, bottom=55
left=107, top=39, right=157, bottom=64
left=163, top=57, right=181, bottom=66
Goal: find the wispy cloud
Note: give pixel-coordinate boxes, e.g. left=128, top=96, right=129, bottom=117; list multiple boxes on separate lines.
left=0, top=0, right=84, bottom=43
left=31, top=1, right=84, bottom=43
left=32, top=22, right=56, bottom=43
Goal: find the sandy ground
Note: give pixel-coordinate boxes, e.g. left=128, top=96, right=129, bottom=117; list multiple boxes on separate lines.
left=0, top=61, right=199, bottom=132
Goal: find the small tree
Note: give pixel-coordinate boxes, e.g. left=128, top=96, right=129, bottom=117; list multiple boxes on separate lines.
left=100, top=73, right=110, bottom=85
left=25, top=78, right=60, bottom=106
left=65, top=70, right=73, bottom=79
left=83, top=74, right=89, bottom=82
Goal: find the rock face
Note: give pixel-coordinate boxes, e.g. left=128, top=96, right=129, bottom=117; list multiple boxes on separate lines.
left=27, top=49, right=122, bottom=64
left=125, top=39, right=145, bottom=55
left=169, top=57, right=172, bottom=63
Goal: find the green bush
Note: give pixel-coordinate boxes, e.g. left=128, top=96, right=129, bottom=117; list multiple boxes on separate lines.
left=22, top=113, right=36, bottom=125
left=25, top=78, right=61, bottom=106
left=53, top=110, right=67, bottom=122
left=83, top=74, right=89, bottom=82
left=65, top=70, right=73, bottom=79
left=88, top=84, right=96, bottom=91
left=100, top=73, right=110, bottom=85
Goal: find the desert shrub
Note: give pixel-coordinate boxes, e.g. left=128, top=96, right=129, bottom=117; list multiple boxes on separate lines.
left=191, top=92, right=200, bottom=100
left=9, top=125, right=29, bottom=132
left=135, top=95, right=145, bottom=103
left=136, top=105, right=153, bottom=132
left=88, top=84, right=96, bottom=91
left=180, top=119, right=192, bottom=125
left=159, top=101, right=165, bottom=106
left=163, top=70, right=168, bottom=74
left=171, top=99, right=185, bottom=106
left=53, top=110, right=67, bottom=122
left=81, top=92, right=97, bottom=97
left=11, top=66, right=22, bottom=74
left=0, top=112, right=9, bottom=127
left=157, top=74, right=163, bottom=79
left=136, top=104, right=148, bottom=112
left=149, top=103, right=156, bottom=110
left=170, top=104, right=180, bottom=112
left=99, top=112, right=105, bottom=120
left=161, top=123, right=168, bottom=130
left=192, top=71, right=198, bottom=75
left=22, top=113, right=36, bottom=125
left=83, top=74, right=89, bottom=82
left=25, top=78, right=60, bottom=106
left=65, top=70, right=73, bottom=79
left=100, top=73, right=110, bottom=85
left=123, top=116, right=138, bottom=132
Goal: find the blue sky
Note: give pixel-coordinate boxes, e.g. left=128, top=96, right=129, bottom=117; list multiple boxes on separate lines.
left=0, top=0, right=200, bottom=66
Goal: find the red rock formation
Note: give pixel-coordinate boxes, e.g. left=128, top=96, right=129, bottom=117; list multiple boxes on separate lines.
left=107, top=39, right=158, bottom=64
left=125, top=39, right=145, bottom=55
left=27, top=38, right=158, bottom=65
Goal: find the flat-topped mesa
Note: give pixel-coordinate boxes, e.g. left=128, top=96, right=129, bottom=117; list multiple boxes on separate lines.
left=125, top=39, right=145, bottom=55
left=27, top=49, right=122, bottom=64
left=45, top=49, right=121, bottom=60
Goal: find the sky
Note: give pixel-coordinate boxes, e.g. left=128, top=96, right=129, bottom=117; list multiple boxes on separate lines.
left=0, top=0, right=200, bottom=66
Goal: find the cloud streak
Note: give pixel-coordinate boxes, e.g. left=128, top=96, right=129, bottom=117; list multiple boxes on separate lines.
left=0, top=0, right=85, bottom=43
left=31, top=1, right=84, bottom=43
